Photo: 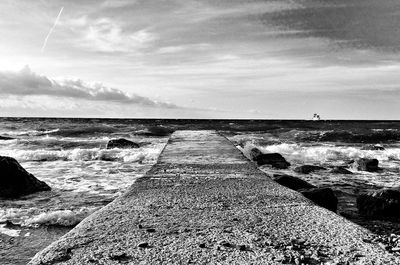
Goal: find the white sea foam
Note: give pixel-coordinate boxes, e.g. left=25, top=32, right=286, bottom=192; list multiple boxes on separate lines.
left=240, top=142, right=400, bottom=166
left=0, top=145, right=161, bottom=163
left=0, top=224, right=21, bottom=237
left=25, top=208, right=96, bottom=227
left=1, top=207, right=97, bottom=227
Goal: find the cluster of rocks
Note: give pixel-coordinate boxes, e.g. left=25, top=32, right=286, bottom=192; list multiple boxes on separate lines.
left=249, top=147, right=391, bottom=215
left=273, top=174, right=338, bottom=212
left=249, top=145, right=400, bottom=225
left=249, top=147, right=340, bottom=212
left=0, top=156, right=51, bottom=198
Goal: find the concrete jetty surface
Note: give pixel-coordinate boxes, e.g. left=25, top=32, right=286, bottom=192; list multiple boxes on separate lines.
left=30, top=130, right=400, bottom=264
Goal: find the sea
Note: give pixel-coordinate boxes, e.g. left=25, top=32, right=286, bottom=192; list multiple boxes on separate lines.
left=1, top=118, right=400, bottom=264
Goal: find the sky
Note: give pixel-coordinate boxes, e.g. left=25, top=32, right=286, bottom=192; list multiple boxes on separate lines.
left=1, top=0, right=400, bottom=119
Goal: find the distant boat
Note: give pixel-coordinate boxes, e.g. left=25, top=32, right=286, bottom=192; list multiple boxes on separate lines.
left=312, top=113, right=321, bottom=121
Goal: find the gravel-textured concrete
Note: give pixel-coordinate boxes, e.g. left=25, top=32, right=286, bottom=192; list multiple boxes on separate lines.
left=30, top=130, right=400, bottom=264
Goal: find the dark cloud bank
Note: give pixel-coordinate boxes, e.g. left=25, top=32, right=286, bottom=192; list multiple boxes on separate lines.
left=0, top=66, right=177, bottom=108
left=261, top=0, right=400, bottom=51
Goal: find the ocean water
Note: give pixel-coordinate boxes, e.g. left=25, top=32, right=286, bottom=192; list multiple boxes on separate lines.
left=1, top=118, right=400, bottom=264
left=226, top=127, right=400, bottom=220
left=0, top=118, right=170, bottom=264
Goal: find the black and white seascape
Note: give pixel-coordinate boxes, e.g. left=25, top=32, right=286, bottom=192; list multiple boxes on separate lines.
left=2, top=1, right=400, bottom=264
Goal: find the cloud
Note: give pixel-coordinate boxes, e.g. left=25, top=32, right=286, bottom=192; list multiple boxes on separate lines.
left=0, top=66, right=178, bottom=108
left=260, top=0, right=400, bottom=51
left=64, top=16, right=156, bottom=53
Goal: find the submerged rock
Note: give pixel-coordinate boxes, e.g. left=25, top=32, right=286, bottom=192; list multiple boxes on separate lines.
left=300, top=187, right=338, bottom=212
left=0, top=156, right=51, bottom=198
left=273, top=174, right=316, bottom=191
left=252, top=152, right=290, bottom=169
left=361, top=145, right=385, bottom=151
left=135, top=126, right=174, bottom=137
left=0, top=136, right=14, bottom=140
left=330, top=166, right=353, bottom=174
left=294, top=165, right=326, bottom=174
left=354, top=158, right=380, bottom=172
left=357, top=188, right=400, bottom=218
left=107, top=138, right=139, bottom=149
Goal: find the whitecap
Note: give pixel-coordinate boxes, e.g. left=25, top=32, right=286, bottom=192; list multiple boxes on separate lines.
left=0, top=224, right=21, bottom=237
left=24, top=208, right=97, bottom=227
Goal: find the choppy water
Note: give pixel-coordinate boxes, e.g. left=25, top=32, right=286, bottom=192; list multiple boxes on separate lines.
left=227, top=130, right=400, bottom=218
left=1, top=118, right=400, bottom=264
left=0, top=118, right=170, bottom=264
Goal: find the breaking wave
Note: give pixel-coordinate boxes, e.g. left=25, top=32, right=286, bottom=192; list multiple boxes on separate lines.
left=1, top=207, right=97, bottom=228
left=24, top=208, right=96, bottom=227
left=1, top=147, right=160, bottom=163
left=45, top=126, right=117, bottom=137
left=240, top=142, right=400, bottom=165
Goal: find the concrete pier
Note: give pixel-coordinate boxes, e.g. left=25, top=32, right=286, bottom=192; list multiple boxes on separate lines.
left=30, top=130, right=400, bottom=264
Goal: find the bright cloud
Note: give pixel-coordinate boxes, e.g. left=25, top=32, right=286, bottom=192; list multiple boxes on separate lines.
left=64, top=16, right=156, bottom=53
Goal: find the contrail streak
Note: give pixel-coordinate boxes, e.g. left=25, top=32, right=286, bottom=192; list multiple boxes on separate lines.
left=41, top=7, right=64, bottom=53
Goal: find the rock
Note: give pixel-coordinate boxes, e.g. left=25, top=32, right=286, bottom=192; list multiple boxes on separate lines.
left=0, top=136, right=14, bottom=140
left=0, top=156, right=51, bottom=198
left=109, top=253, right=130, bottom=261
left=294, top=165, right=326, bottom=174
left=357, top=187, right=400, bottom=218
left=236, top=245, right=247, bottom=251
left=273, top=174, right=316, bottom=191
left=249, top=148, right=263, bottom=161
left=135, top=126, right=174, bottom=137
left=330, top=166, right=353, bottom=174
left=106, top=138, right=139, bottom=149
left=361, top=145, right=385, bottom=151
left=252, top=152, right=290, bottom=169
left=300, top=187, right=338, bottom=212
left=218, top=240, right=234, bottom=248
left=138, top=242, right=150, bottom=248
left=354, top=158, right=380, bottom=172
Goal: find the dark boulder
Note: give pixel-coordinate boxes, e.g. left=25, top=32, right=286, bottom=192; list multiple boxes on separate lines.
left=354, top=158, right=379, bottom=172
left=330, top=166, right=353, bottom=174
left=0, top=156, right=51, bottom=198
left=107, top=139, right=139, bottom=149
left=249, top=148, right=263, bottom=160
left=361, top=145, right=385, bottom=151
left=0, top=136, right=14, bottom=140
left=273, top=174, right=316, bottom=191
left=252, top=152, right=290, bottom=169
left=357, top=188, right=400, bottom=218
left=294, top=165, right=326, bottom=174
left=300, top=188, right=338, bottom=212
